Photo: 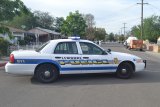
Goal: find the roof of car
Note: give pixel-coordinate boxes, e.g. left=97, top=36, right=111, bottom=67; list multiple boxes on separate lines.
left=50, top=38, right=92, bottom=43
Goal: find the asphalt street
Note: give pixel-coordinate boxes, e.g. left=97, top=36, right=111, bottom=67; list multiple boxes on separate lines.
left=0, top=42, right=160, bottom=107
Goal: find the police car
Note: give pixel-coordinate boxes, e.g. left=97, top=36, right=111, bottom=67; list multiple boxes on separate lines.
left=5, top=37, right=146, bottom=83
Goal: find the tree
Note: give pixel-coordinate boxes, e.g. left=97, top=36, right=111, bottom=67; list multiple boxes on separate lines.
left=33, top=11, right=54, bottom=29
left=106, top=33, right=115, bottom=41
left=118, top=35, right=125, bottom=42
left=95, top=28, right=107, bottom=41
left=143, top=16, right=160, bottom=42
left=61, top=11, right=87, bottom=37
left=0, top=38, right=10, bottom=55
left=131, top=25, right=141, bottom=38
left=83, top=14, right=95, bottom=40
left=0, top=0, right=29, bottom=22
left=84, top=14, right=95, bottom=28
left=7, top=12, right=37, bottom=30
left=131, top=15, right=160, bottom=42
left=0, top=0, right=29, bottom=39
left=54, top=17, right=64, bottom=32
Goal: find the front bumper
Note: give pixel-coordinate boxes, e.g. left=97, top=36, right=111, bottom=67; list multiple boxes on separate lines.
left=143, top=60, right=147, bottom=68
left=135, top=60, right=146, bottom=72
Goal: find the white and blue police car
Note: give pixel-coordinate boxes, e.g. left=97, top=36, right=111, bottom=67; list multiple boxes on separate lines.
left=5, top=37, right=146, bottom=83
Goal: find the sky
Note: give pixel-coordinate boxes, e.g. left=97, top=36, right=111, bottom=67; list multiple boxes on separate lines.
left=21, top=0, right=160, bottom=34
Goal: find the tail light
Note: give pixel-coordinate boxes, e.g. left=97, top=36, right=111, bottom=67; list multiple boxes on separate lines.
left=10, top=54, right=15, bottom=63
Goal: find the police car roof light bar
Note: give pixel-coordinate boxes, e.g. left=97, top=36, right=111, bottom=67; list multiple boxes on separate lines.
left=68, top=36, right=80, bottom=40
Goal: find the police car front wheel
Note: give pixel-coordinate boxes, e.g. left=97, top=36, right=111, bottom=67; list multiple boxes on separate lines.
left=35, top=64, right=59, bottom=83
left=116, top=62, right=133, bottom=79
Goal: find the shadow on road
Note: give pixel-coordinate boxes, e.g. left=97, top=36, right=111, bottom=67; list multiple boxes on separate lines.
left=30, top=71, right=160, bottom=86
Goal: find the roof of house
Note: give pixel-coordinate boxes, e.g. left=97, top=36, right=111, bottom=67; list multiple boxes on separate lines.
left=7, top=26, right=25, bottom=33
left=28, top=27, right=61, bottom=35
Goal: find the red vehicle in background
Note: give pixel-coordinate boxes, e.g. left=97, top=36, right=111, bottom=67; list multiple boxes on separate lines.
left=124, top=37, right=144, bottom=51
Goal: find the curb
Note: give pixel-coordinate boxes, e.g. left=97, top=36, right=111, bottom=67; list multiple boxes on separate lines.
left=0, top=62, right=7, bottom=67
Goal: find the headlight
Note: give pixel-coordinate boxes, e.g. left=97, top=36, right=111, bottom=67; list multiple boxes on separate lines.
left=135, top=59, right=143, bottom=63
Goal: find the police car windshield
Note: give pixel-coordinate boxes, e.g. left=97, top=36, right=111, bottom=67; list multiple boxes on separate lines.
left=35, top=41, right=49, bottom=52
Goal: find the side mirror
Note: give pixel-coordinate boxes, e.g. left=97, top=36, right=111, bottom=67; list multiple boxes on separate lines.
left=107, top=49, right=111, bottom=53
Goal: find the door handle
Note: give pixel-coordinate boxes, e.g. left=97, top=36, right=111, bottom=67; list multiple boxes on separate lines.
left=83, top=57, right=89, bottom=59
left=55, top=57, right=61, bottom=59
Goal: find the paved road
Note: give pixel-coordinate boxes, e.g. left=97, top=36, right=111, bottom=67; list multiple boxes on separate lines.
left=0, top=43, right=160, bottom=107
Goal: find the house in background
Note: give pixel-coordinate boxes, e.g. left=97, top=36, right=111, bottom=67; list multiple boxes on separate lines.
left=0, top=26, right=25, bottom=43
left=28, top=27, right=61, bottom=43
left=8, top=27, right=25, bottom=40
left=0, top=26, right=62, bottom=45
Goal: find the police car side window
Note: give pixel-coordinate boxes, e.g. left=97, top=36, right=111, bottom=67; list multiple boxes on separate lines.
left=80, top=42, right=103, bottom=55
left=54, top=42, right=78, bottom=54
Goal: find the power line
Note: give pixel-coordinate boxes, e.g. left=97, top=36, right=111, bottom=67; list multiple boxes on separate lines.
left=148, top=4, right=160, bottom=12
left=106, top=17, right=141, bottom=25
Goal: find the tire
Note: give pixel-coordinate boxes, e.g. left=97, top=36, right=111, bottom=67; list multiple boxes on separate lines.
left=116, top=62, right=133, bottom=79
left=35, top=64, right=59, bottom=83
left=139, top=48, right=143, bottom=51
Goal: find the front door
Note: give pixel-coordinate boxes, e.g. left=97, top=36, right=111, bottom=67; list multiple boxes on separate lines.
left=79, top=42, right=117, bottom=73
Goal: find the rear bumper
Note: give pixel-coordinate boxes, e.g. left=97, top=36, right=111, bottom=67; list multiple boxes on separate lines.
left=5, top=62, right=36, bottom=75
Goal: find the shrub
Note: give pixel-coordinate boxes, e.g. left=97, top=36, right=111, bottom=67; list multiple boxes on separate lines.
left=0, top=38, right=10, bottom=56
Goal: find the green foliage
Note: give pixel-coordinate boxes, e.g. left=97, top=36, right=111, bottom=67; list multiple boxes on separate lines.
left=7, top=12, right=37, bottom=30
left=143, top=16, right=160, bottom=42
left=95, top=28, right=107, bottom=40
left=0, top=0, right=29, bottom=22
left=106, top=33, right=115, bottom=41
left=131, top=15, right=160, bottom=42
left=118, top=35, right=125, bottom=42
left=0, top=25, right=14, bottom=39
left=54, top=17, right=64, bottom=32
left=61, top=11, right=87, bottom=37
left=0, top=26, right=10, bottom=34
left=18, top=35, right=36, bottom=45
left=131, top=25, right=141, bottom=38
left=0, top=38, right=10, bottom=55
left=0, top=0, right=28, bottom=40
left=18, top=40, right=25, bottom=45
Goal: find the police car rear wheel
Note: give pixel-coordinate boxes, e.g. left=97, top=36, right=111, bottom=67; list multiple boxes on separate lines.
left=35, top=64, right=59, bottom=83
left=116, top=62, right=133, bottom=79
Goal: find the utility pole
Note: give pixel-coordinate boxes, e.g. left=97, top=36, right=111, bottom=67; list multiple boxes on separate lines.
left=137, top=0, right=148, bottom=39
left=119, top=31, right=120, bottom=36
left=120, top=27, right=123, bottom=35
left=123, top=23, right=126, bottom=36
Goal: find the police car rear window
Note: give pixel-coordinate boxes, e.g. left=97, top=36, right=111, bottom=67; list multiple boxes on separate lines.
left=54, top=42, right=78, bottom=54
left=36, top=41, right=49, bottom=52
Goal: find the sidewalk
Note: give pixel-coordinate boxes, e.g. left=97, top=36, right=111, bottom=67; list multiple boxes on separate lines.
left=0, top=57, right=9, bottom=67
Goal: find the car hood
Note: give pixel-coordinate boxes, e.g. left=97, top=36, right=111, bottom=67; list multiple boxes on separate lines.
left=110, top=51, right=141, bottom=60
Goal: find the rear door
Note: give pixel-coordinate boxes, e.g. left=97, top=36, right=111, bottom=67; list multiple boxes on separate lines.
left=53, top=41, right=82, bottom=74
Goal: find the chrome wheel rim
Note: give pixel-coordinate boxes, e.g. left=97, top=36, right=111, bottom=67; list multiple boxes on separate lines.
left=44, top=71, right=51, bottom=77
left=121, top=69, right=127, bottom=74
